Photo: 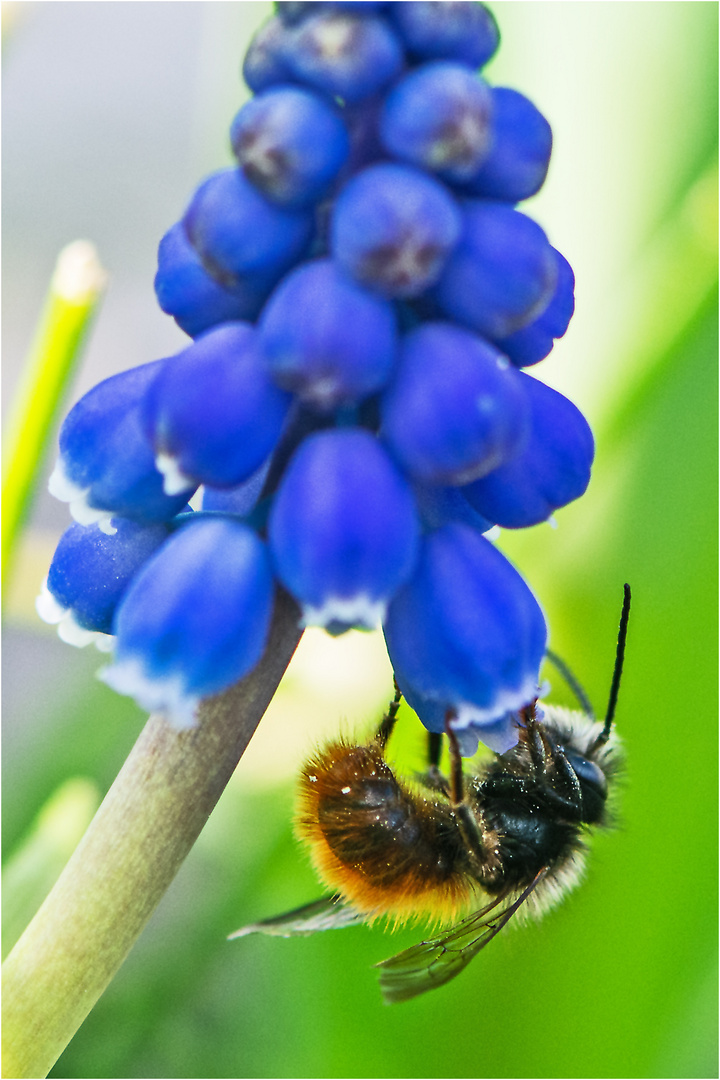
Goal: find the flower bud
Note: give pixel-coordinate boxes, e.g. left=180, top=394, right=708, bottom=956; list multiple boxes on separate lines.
left=243, top=17, right=294, bottom=93
left=285, top=11, right=403, bottom=104
left=433, top=201, right=558, bottom=339
left=154, top=223, right=273, bottom=339
left=183, top=168, right=314, bottom=285
left=389, top=2, right=499, bottom=69
left=461, top=87, right=552, bottom=203
left=230, top=86, right=350, bottom=208
left=380, top=62, right=494, bottom=184
left=259, top=259, right=398, bottom=408
left=331, top=163, right=461, bottom=298
left=276, top=3, right=389, bottom=27
left=495, top=249, right=575, bottom=368
left=380, top=322, right=529, bottom=485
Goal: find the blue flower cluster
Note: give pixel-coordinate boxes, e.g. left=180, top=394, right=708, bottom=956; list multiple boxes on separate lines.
left=39, top=1, right=593, bottom=754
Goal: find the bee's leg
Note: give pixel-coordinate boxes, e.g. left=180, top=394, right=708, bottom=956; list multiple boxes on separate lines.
left=421, top=731, right=450, bottom=795
left=521, top=702, right=551, bottom=771
left=445, top=714, right=500, bottom=879
left=375, top=678, right=403, bottom=749
left=524, top=702, right=572, bottom=780
left=446, top=719, right=465, bottom=808
left=523, top=703, right=583, bottom=815
left=428, top=730, right=442, bottom=771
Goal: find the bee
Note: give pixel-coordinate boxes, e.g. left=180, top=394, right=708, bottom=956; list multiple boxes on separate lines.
left=231, top=585, right=631, bottom=1003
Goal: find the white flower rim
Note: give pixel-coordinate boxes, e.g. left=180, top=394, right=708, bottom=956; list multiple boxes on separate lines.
left=48, top=458, right=117, bottom=535
left=35, top=579, right=66, bottom=625
left=301, top=593, right=387, bottom=631
left=36, top=579, right=116, bottom=650
left=450, top=672, right=541, bottom=733
left=98, top=656, right=200, bottom=728
left=155, top=451, right=196, bottom=497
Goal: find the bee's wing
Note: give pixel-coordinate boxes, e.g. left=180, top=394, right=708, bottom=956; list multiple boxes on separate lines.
left=376, top=870, right=547, bottom=1004
left=228, top=894, right=364, bottom=940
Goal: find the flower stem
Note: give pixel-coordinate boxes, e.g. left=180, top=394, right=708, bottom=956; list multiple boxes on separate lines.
left=1, top=240, right=106, bottom=591
left=1, top=588, right=303, bottom=1080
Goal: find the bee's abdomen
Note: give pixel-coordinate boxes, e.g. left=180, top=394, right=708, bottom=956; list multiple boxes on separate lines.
left=297, top=742, right=473, bottom=920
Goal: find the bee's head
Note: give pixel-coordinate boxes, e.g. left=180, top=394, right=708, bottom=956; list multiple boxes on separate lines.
left=564, top=745, right=608, bottom=824
left=538, top=705, right=618, bottom=824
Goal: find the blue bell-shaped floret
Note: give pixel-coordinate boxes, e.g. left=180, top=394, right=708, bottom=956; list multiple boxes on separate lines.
left=383, top=523, right=546, bottom=748
left=462, top=374, right=594, bottom=528
left=268, top=427, right=419, bottom=632
left=36, top=517, right=172, bottom=649
left=48, top=361, right=194, bottom=534
left=143, top=322, right=292, bottom=494
left=100, top=517, right=275, bottom=726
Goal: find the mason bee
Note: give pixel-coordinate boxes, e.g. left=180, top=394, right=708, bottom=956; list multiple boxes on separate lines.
left=231, top=585, right=631, bottom=1004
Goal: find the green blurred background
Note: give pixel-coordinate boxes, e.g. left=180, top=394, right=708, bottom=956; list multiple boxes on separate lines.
left=2, top=3, right=717, bottom=1077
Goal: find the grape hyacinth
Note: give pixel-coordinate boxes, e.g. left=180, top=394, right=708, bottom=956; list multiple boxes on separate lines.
left=41, top=1, right=593, bottom=756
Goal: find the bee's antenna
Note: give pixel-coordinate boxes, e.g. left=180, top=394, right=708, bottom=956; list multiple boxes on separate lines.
left=544, top=649, right=595, bottom=718
left=595, top=583, right=632, bottom=748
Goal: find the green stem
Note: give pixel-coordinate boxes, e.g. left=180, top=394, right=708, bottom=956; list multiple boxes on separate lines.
left=1, top=240, right=106, bottom=591
left=1, top=589, right=303, bottom=1079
